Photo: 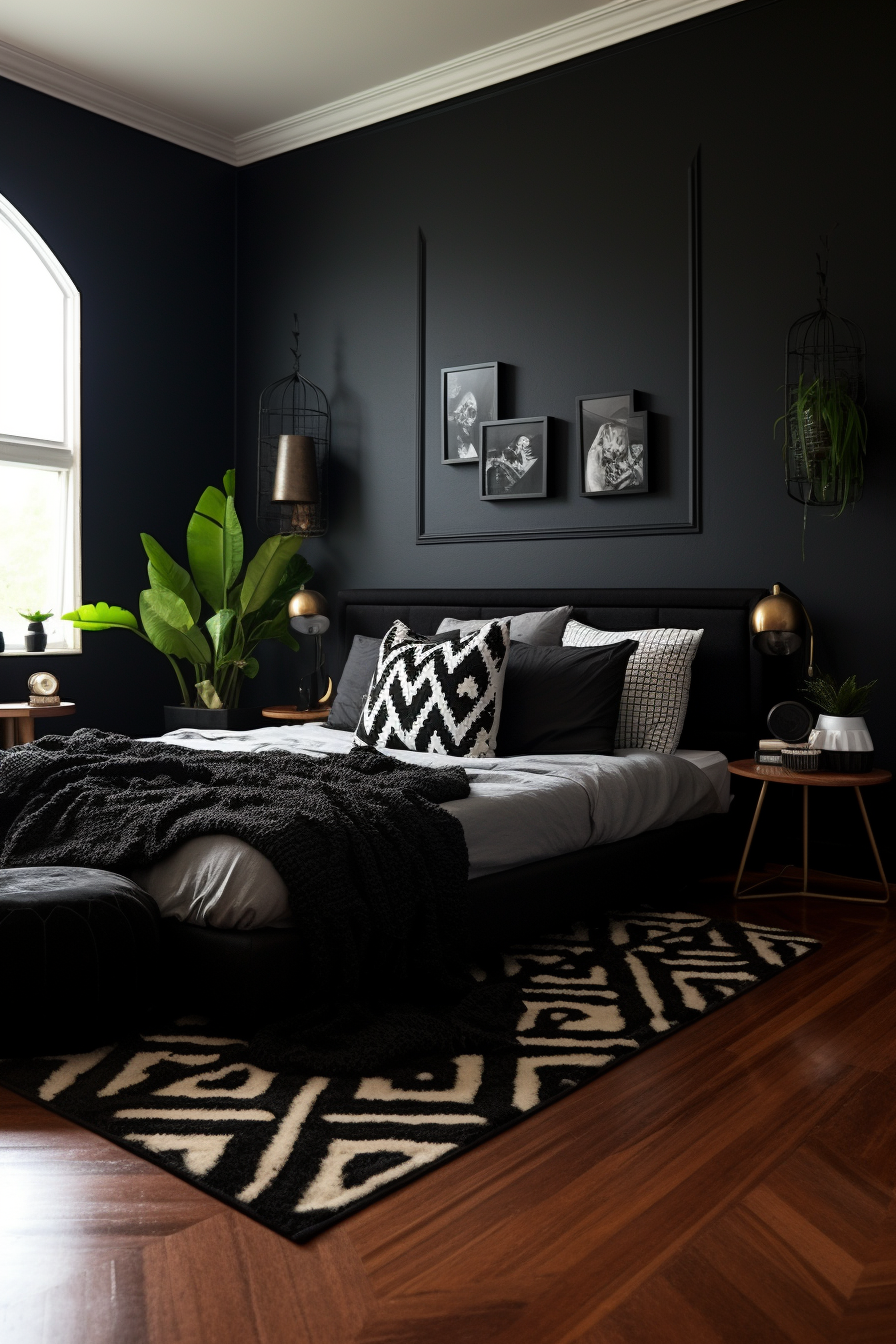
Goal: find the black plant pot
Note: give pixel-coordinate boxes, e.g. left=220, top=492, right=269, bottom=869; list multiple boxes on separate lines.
left=24, top=623, right=47, bottom=653
left=163, top=706, right=262, bottom=733
left=819, top=749, right=875, bottom=773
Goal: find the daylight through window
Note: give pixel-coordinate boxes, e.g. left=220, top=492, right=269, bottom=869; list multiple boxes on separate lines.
left=0, top=194, right=80, bottom=652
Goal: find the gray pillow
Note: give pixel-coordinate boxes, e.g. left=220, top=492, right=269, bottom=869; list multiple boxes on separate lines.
left=327, top=630, right=459, bottom=732
left=327, top=635, right=382, bottom=731
left=436, top=604, right=572, bottom=647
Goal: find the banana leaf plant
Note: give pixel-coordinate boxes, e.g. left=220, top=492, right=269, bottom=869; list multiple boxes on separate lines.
left=63, top=469, right=312, bottom=708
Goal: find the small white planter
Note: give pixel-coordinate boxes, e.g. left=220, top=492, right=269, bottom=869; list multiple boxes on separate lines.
left=809, top=715, right=874, bottom=772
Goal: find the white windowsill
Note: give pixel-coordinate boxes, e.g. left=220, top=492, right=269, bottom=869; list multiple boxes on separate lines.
left=1, top=647, right=81, bottom=656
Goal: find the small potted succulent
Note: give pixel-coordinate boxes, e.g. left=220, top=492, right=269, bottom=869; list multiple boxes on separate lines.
left=802, top=670, right=876, bottom=772
left=19, top=610, right=52, bottom=653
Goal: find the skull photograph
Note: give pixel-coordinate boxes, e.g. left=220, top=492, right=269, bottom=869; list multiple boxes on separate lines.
left=441, top=362, right=498, bottom=463
left=578, top=393, right=648, bottom=496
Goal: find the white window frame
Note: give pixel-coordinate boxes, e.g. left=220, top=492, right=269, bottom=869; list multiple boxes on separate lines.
left=0, top=191, right=81, bottom=654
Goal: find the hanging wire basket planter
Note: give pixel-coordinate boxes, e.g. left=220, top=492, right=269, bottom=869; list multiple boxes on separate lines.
left=780, top=243, right=867, bottom=515
left=257, top=317, right=330, bottom=538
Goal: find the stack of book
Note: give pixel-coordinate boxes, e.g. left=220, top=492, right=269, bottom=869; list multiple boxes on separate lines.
left=754, top=739, right=787, bottom=765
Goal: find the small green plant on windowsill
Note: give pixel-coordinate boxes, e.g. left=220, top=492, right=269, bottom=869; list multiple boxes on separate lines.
left=800, top=670, right=876, bottom=718
left=62, top=469, right=311, bottom=709
left=18, top=610, right=53, bottom=623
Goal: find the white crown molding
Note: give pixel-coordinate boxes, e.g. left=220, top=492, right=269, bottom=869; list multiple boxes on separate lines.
left=233, top=0, right=742, bottom=165
left=0, top=0, right=743, bottom=168
left=0, top=35, right=235, bottom=164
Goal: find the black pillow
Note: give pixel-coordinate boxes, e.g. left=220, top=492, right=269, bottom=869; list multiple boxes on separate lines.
left=327, top=630, right=460, bottom=733
left=496, top=639, right=638, bottom=756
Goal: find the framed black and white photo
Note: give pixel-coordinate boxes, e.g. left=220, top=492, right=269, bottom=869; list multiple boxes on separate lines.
left=441, top=362, right=498, bottom=464
left=577, top=392, right=648, bottom=496
left=480, top=417, right=548, bottom=500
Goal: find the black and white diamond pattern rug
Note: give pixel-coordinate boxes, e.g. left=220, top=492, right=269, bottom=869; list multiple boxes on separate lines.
left=0, top=911, right=818, bottom=1242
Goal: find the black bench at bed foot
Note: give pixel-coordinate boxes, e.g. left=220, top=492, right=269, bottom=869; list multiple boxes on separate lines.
left=0, top=867, right=161, bottom=1055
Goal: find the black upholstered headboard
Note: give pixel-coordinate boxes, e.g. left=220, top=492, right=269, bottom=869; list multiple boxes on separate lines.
left=333, top=588, right=767, bottom=762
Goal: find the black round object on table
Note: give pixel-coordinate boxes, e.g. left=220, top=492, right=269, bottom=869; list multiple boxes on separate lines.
left=767, top=700, right=814, bottom=743
left=0, top=867, right=160, bottom=1054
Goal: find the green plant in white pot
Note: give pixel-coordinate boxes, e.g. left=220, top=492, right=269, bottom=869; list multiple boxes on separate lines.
left=63, top=469, right=312, bottom=726
left=802, top=670, right=876, bottom=773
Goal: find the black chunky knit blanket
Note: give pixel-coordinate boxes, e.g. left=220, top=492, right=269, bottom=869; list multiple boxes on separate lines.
left=0, top=730, right=525, bottom=1069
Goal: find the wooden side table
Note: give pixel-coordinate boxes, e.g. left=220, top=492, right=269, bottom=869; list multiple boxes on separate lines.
left=0, top=701, right=76, bottom=748
left=728, top=759, right=892, bottom=905
left=261, top=706, right=331, bottom=724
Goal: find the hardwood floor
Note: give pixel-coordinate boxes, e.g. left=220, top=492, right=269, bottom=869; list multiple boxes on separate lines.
left=2, top=888, right=894, bottom=1343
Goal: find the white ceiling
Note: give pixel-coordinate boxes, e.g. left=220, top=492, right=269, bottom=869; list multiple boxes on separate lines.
left=0, top=0, right=740, bottom=164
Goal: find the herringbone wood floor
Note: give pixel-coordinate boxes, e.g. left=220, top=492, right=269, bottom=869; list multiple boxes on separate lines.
left=2, top=888, right=894, bottom=1343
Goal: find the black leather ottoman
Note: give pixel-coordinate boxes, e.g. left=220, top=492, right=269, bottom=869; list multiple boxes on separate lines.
left=0, top=867, right=161, bottom=1054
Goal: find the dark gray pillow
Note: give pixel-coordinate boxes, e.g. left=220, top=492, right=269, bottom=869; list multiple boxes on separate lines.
left=327, top=635, right=382, bottom=731
left=436, top=604, right=572, bottom=647
left=496, top=639, right=638, bottom=756
left=327, top=630, right=459, bottom=732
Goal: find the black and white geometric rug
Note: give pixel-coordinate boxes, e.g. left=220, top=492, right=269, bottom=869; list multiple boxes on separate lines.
left=0, top=911, right=818, bottom=1242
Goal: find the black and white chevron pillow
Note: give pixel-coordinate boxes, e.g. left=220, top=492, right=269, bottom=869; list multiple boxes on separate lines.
left=354, top=619, right=511, bottom=758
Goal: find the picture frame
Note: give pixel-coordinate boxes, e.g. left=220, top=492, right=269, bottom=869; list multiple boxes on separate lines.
left=480, top=417, right=548, bottom=501
left=577, top=391, right=648, bottom=497
left=441, top=362, right=499, bottom=464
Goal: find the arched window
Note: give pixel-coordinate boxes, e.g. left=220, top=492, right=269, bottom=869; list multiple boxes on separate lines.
left=0, top=192, right=80, bottom=653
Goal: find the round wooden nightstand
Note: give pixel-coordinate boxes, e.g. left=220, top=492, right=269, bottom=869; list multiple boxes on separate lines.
left=728, top=759, right=892, bottom=905
left=261, top=705, right=331, bottom=724
left=0, top=701, right=76, bottom=749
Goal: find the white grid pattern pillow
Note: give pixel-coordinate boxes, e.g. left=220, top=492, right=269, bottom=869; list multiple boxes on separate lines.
left=562, top=619, right=703, bottom=753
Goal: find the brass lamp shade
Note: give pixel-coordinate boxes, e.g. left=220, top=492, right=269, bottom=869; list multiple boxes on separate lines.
left=750, top=584, right=814, bottom=674
left=288, top=589, right=329, bottom=636
left=287, top=589, right=328, bottom=619
left=272, top=435, right=319, bottom=504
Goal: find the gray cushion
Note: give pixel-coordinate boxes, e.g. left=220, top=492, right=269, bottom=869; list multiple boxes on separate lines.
left=436, top=604, right=572, bottom=646
left=327, top=634, right=382, bottom=731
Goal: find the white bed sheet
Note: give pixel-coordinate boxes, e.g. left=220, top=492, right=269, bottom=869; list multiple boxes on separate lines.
left=133, top=725, right=728, bottom=929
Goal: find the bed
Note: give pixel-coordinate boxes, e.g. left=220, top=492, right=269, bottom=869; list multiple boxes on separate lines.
left=156, top=587, right=767, bottom=1020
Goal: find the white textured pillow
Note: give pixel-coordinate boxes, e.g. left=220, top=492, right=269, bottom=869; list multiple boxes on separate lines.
left=562, top=619, right=703, bottom=752
left=354, top=618, right=510, bottom=758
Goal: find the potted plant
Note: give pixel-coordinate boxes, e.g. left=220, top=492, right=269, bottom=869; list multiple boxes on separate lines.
left=19, top=610, right=52, bottom=653
left=63, top=469, right=312, bottom=730
left=781, top=374, right=867, bottom=507
left=802, top=670, right=876, bottom=773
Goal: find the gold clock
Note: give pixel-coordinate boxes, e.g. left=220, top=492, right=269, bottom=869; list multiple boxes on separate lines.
left=29, top=671, right=59, bottom=696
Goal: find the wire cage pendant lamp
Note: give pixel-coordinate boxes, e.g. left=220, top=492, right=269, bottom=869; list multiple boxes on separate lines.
left=781, top=242, right=867, bottom=513
left=257, top=316, right=330, bottom=538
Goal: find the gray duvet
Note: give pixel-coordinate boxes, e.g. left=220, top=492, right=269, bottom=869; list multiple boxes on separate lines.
left=134, top=724, right=725, bottom=929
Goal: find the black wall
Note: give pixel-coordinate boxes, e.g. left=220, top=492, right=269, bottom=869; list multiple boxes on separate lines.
left=236, top=0, right=895, bottom=869
left=0, top=78, right=236, bottom=737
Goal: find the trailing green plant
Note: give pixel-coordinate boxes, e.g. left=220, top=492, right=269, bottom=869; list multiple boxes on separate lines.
left=19, top=609, right=52, bottom=623
left=63, top=469, right=311, bottom=709
left=778, top=374, right=867, bottom=513
left=800, top=669, right=876, bottom=718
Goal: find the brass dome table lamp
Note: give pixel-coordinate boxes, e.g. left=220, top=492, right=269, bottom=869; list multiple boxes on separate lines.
left=288, top=589, right=332, bottom=710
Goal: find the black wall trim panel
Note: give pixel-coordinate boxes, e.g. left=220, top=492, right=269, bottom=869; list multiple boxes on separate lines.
left=416, top=154, right=703, bottom=545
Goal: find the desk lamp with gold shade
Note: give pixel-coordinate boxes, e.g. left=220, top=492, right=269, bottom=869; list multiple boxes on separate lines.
left=750, top=584, right=815, bottom=676
left=751, top=583, right=816, bottom=746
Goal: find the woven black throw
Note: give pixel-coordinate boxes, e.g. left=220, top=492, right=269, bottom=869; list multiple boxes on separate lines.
left=0, top=729, right=509, bottom=1069
left=0, top=912, right=819, bottom=1242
